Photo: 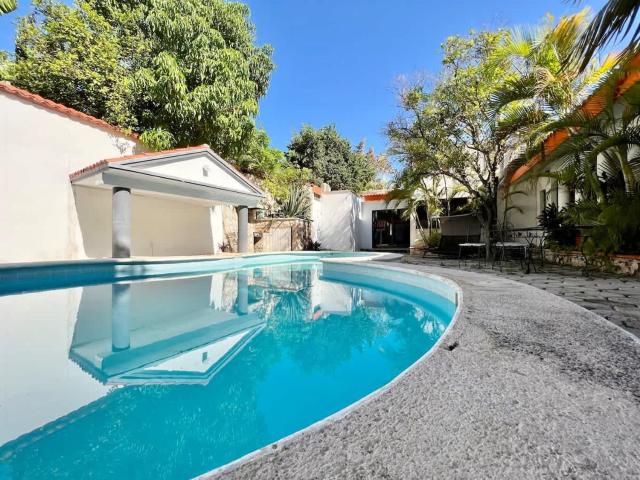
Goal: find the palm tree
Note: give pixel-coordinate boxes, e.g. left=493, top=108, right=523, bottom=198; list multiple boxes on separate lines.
left=491, top=10, right=616, bottom=154
left=387, top=170, right=463, bottom=246
left=0, top=0, right=16, bottom=15
left=572, top=0, right=640, bottom=72
left=540, top=60, right=640, bottom=199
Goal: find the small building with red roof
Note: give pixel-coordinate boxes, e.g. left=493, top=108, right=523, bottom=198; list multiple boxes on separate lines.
left=0, top=83, right=264, bottom=263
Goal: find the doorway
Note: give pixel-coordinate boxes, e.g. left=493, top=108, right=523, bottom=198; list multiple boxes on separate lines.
left=371, top=209, right=410, bottom=250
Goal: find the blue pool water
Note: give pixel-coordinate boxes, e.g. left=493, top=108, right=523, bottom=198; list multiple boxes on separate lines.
left=0, top=259, right=455, bottom=479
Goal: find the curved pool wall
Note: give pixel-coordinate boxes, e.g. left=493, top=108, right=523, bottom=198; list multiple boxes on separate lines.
left=0, top=251, right=400, bottom=296
left=204, top=262, right=462, bottom=479
left=0, top=256, right=460, bottom=474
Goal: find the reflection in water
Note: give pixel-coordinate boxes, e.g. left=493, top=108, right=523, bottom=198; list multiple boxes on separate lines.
left=0, top=263, right=454, bottom=479
left=111, top=283, right=131, bottom=352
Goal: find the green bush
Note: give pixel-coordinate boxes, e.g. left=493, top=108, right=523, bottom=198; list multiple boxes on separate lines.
left=537, top=203, right=577, bottom=247
left=587, top=192, right=640, bottom=255
left=417, top=230, right=441, bottom=249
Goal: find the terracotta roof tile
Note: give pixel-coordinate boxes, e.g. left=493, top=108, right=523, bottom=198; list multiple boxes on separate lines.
left=362, top=192, right=388, bottom=202
left=0, top=82, right=139, bottom=141
left=508, top=52, right=640, bottom=185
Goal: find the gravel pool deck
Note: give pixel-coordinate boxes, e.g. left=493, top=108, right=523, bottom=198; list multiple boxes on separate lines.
left=206, top=262, right=640, bottom=479
left=405, top=255, right=640, bottom=338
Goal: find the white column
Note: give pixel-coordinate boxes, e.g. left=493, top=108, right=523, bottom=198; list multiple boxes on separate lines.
left=558, top=184, right=571, bottom=210
left=112, top=187, right=131, bottom=258
left=111, top=283, right=131, bottom=352
left=236, top=205, right=249, bottom=253
left=236, top=271, right=249, bottom=315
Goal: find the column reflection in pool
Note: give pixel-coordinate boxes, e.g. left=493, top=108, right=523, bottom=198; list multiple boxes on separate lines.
left=111, top=283, right=131, bottom=352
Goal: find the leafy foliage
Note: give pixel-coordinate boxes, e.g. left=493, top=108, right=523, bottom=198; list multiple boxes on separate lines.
left=277, top=184, right=311, bottom=219
left=572, top=0, right=640, bottom=71
left=540, top=58, right=640, bottom=199
left=536, top=203, right=577, bottom=246
left=0, top=0, right=17, bottom=15
left=286, top=125, right=375, bottom=192
left=7, top=1, right=136, bottom=127
left=5, top=0, right=274, bottom=157
left=235, top=130, right=309, bottom=202
left=490, top=10, right=615, bottom=156
left=586, top=190, right=640, bottom=254
left=386, top=30, right=511, bottom=252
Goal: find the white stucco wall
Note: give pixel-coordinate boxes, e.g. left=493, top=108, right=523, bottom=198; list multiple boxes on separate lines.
left=502, top=175, right=558, bottom=228
left=73, top=186, right=217, bottom=257
left=142, top=154, right=252, bottom=193
left=310, top=191, right=322, bottom=243
left=315, top=191, right=359, bottom=251
left=0, top=288, right=109, bottom=444
left=358, top=200, right=388, bottom=250
left=0, top=92, right=141, bottom=263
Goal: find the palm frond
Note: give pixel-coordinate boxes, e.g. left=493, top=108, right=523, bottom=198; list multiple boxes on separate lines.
left=0, top=0, right=16, bottom=15
left=489, top=74, right=537, bottom=113
left=573, top=0, right=640, bottom=72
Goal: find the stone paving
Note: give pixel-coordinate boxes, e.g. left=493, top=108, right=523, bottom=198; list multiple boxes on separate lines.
left=404, top=254, right=640, bottom=339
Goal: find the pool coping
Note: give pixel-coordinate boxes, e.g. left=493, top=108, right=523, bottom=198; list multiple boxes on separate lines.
left=0, top=252, right=403, bottom=296
left=0, top=251, right=401, bottom=271
left=202, top=261, right=640, bottom=479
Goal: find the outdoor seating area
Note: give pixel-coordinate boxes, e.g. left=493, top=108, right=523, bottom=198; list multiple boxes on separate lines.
left=426, top=214, right=546, bottom=274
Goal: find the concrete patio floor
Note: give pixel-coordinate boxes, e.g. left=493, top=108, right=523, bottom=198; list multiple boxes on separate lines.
left=405, top=254, right=640, bottom=339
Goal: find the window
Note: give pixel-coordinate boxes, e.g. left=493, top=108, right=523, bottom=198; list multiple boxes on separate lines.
left=202, top=166, right=210, bottom=177
left=549, top=182, right=559, bottom=206
left=539, top=190, right=547, bottom=214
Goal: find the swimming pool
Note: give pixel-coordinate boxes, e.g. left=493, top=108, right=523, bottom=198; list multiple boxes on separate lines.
left=0, top=256, right=457, bottom=479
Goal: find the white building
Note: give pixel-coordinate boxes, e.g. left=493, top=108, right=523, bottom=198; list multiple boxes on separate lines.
left=0, top=82, right=264, bottom=263
left=310, top=187, right=422, bottom=252
left=0, top=81, right=476, bottom=262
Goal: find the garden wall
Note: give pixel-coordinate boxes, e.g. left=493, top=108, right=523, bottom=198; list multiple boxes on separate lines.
left=221, top=206, right=309, bottom=253
left=545, top=250, right=640, bottom=276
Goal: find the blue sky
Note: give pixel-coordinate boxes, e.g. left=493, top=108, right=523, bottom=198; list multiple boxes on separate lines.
left=1, top=0, right=609, bottom=155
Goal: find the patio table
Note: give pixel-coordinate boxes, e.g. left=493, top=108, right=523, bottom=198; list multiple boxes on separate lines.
left=504, top=227, right=545, bottom=274
left=492, top=241, right=528, bottom=270
left=458, top=242, right=486, bottom=267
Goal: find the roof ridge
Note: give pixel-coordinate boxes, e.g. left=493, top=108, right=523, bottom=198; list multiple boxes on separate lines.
left=100, top=144, right=210, bottom=164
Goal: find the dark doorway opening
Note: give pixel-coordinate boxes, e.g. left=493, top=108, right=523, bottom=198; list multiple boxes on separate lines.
left=372, top=209, right=410, bottom=250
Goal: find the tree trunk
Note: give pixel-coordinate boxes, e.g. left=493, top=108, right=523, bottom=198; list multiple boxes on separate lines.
left=481, top=192, right=498, bottom=260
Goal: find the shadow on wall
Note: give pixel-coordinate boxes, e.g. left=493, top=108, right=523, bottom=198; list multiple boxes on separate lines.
left=110, top=133, right=145, bottom=156
left=73, top=186, right=215, bottom=257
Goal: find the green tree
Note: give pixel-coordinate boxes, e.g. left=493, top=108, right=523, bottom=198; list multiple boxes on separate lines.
left=386, top=30, right=511, bottom=255
left=7, top=1, right=135, bottom=127
left=540, top=62, right=640, bottom=199
left=366, top=146, right=393, bottom=184
left=6, top=0, right=274, bottom=157
left=235, top=129, right=309, bottom=202
left=490, top=10, right=615, bottom=156
left=286, top=125, right=375, bottom=192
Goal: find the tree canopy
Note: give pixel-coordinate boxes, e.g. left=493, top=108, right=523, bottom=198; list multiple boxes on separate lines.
left=387, top=30, right=511, bottom=243
left=5, top=0, right=274, bottom=157
left=490, top=10, right=615, bottom=156
left=286, top=125, right=376, bottom=192
left=235, top=129, right=310, bottom=203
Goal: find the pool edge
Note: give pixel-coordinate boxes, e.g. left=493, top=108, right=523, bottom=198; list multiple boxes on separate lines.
left=196, top=262, right=463, bottom=480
